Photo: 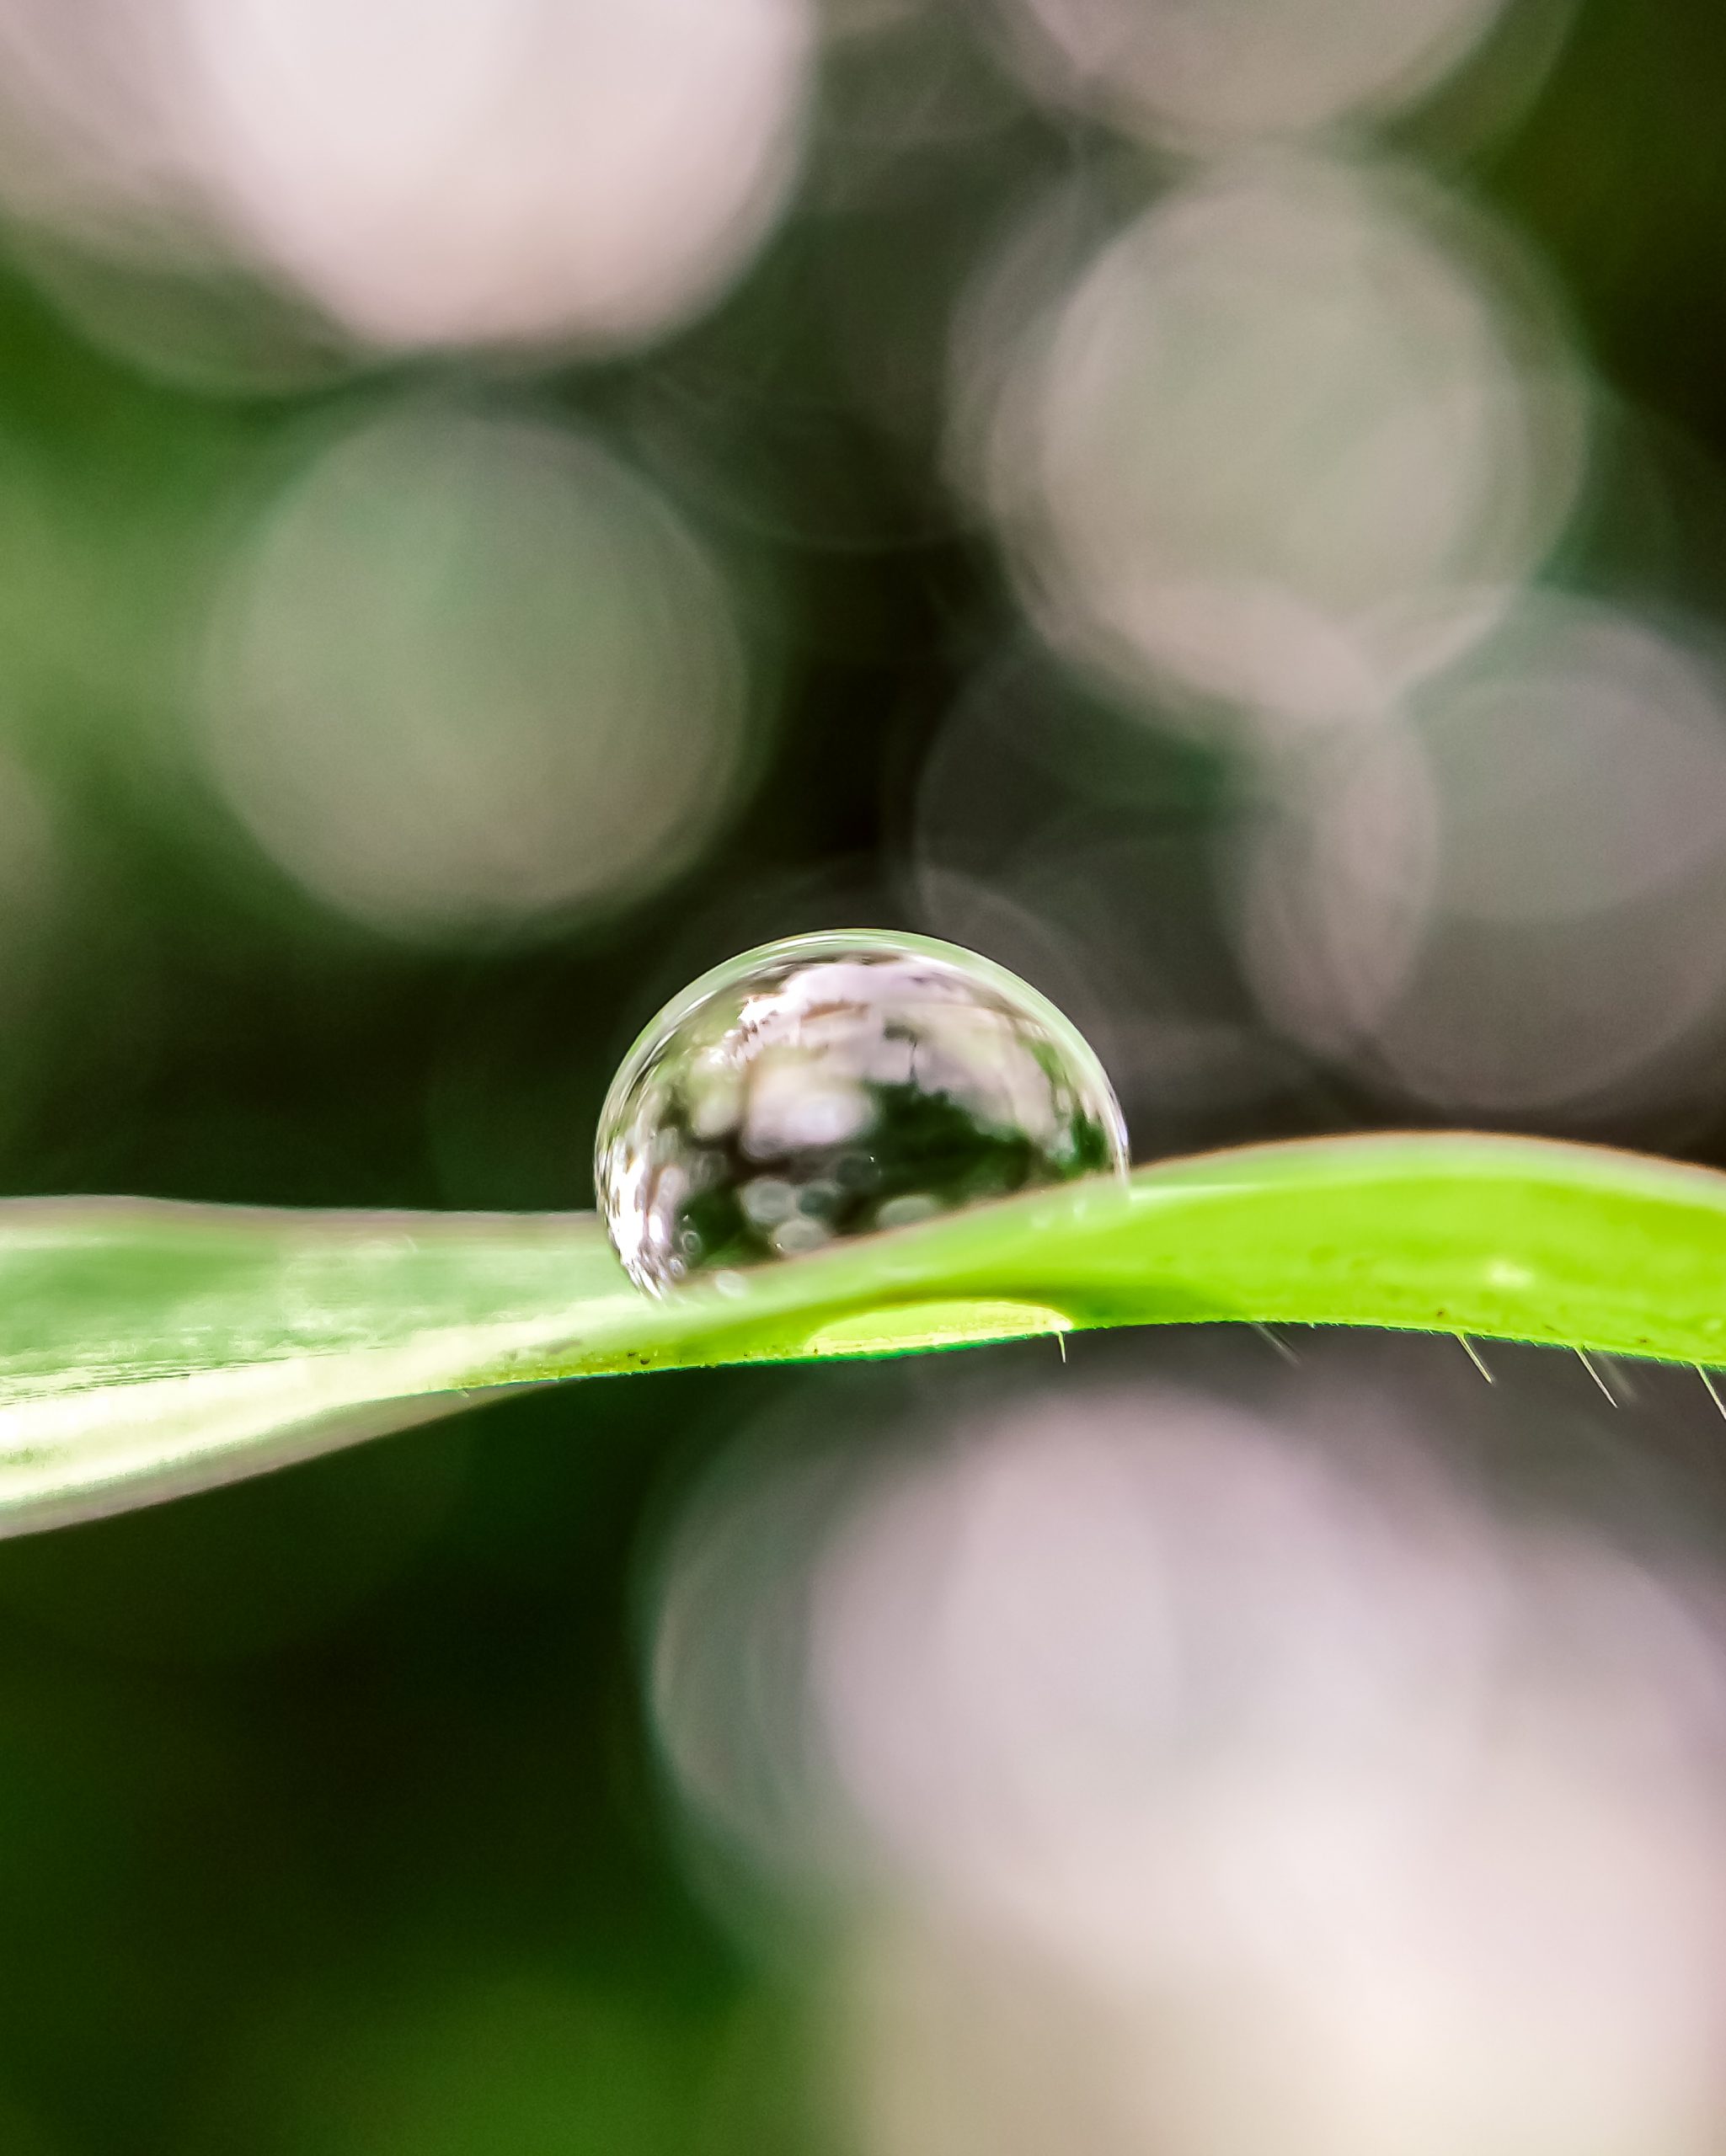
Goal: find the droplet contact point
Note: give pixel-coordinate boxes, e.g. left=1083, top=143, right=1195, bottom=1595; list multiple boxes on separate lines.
left=596, top=931, right=1128, bottom=1297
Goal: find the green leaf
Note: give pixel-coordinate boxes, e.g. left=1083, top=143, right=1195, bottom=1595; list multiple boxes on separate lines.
left=6, top=1131, right=1726, bottom=1534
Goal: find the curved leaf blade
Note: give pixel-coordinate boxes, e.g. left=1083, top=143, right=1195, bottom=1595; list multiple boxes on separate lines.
left=5, top=1131, right=1726, bottom=1534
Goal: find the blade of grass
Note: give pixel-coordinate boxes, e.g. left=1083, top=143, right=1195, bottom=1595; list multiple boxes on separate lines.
left=5, top=1130, right=1726, bottom=1534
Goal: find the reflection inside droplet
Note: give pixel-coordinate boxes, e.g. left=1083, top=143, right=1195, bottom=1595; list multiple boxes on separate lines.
left=595, top=931, right=1127, bottom=1295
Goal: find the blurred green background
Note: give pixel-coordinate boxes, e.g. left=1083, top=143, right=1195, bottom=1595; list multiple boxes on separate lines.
left=1, top=0, right=1726, bottom=2148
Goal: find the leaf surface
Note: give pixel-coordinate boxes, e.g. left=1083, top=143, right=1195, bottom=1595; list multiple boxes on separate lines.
left=6, top=1132, right=1726, bottom=1532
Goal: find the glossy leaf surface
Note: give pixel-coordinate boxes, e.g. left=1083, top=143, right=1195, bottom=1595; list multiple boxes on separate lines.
left=6, top=1132, right=1726, bottom=1533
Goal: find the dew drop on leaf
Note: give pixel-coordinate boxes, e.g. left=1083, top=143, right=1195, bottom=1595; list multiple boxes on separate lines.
left=595, top=931, right=1128, bottom=1295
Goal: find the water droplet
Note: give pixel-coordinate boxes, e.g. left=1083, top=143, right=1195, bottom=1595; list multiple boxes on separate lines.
left=596, top=931, right=1128, bottom=1295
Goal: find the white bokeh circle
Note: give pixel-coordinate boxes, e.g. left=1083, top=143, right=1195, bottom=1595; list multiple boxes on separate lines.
left=204, top=401, right=758, bottom=942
